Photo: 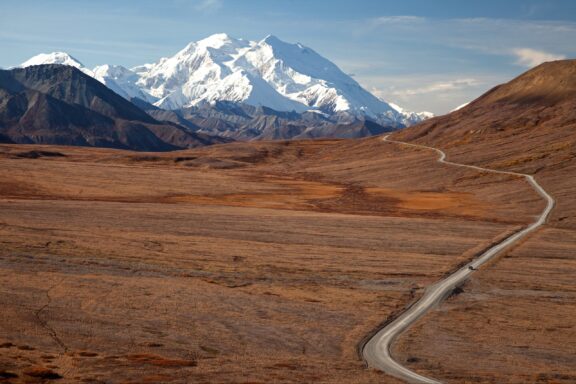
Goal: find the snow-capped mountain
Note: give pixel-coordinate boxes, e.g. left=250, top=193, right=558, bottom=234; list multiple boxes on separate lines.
left=92, top=64, right=156, bottom=102
left=20, top=52, right=94, bottom=77
left=389, top=102, right=435, bottom=126
left=19, top=34, right=432, bottom=126
left=451, top=102, right=470, bottom=112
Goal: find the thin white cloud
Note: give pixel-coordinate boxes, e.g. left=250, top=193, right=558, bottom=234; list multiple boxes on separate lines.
left=388, top=78, right=480, bottom=97
left=512, top=48, right=566, bottom=68
left=195, top=0, right=223, bottom=13
left=0, top=32, right=167, bottom=51
left=372, top=15, right=425, bottom=25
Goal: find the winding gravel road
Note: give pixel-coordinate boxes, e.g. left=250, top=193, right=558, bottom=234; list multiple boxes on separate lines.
left=362, top=135, right=555, bottom=384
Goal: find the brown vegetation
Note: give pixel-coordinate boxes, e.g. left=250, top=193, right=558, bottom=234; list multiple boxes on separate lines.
left=0, top=135, right=542, bottom=383
left=392, top=60, right=576, bottom=383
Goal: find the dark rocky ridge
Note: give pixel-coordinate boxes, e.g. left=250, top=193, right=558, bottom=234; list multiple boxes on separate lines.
left=0, top=65, right=229, bottom=151
left=136, top=99, right=398, bottom=141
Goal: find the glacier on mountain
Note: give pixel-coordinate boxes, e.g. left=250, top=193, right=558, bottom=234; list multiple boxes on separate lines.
left=19, top=34, right=432, bottom=126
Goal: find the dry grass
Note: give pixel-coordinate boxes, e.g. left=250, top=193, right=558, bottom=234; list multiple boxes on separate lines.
left=0, top=138, right=543, bottom=383
left=390, top=62, right=576, bottom=383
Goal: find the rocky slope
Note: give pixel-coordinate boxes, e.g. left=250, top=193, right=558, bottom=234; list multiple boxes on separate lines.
left=0, top=65, right=228, bottom=151
left=138, top=100, right=397, bottom=141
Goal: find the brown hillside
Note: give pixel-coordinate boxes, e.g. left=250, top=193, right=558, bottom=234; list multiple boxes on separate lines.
left=392, top=60, right=576, bottom=383
left=396, top=60, right=576, bottom=154
left=394, top=59, right=576, bottom=226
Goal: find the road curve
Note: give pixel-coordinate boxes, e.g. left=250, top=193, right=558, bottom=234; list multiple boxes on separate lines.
left=362, top=135, right=555, bottom=384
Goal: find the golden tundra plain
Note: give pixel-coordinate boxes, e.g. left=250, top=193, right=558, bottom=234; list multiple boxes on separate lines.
left=2, top=134, right=565, bottom=384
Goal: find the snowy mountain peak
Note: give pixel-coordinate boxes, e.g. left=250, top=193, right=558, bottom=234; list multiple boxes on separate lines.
left=20, top=52, right=85, bottom=70
left=181, top=33, right=251, bottom=54
left=451, top=102, right=469, bottom=112
left=18, top=34, right=432, bottom=127
left=197, top=33, right=236, bottom=48
left=135, top=33, right=432, bottom=125
left=258, top=35, right=313, bottom=58
left=389, top=102, right=433, bottom=118
left=93, top=64, right=131, bottom=78
left=388, top=102, right=434, bottom=125
left=92, top=64, right=155, bottom=102
left=261, top=34, right=283, bottom=45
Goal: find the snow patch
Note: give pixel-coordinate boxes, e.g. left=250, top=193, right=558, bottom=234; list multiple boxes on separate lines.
left=20, top=52, right=93, bottom=76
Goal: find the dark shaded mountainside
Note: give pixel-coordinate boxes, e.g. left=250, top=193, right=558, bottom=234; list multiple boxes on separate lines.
left=134, top=98, right=396, bottom=141
left=0, top=63, right=397, bottom=152
left=394, top=59, right=576, bottom=228
left=0, top=65, right=229, bottom=151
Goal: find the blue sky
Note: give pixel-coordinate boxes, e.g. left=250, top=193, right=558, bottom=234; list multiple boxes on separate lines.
left=1, top=0, right=575, bottom=113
